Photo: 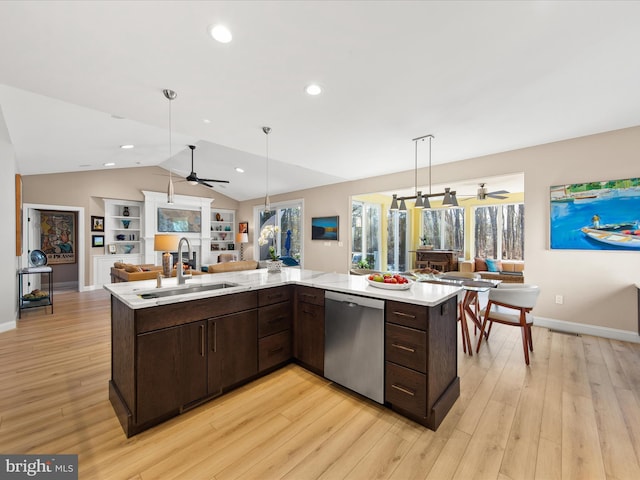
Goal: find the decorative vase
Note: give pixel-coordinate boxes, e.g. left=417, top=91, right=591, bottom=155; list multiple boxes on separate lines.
left=122, top=220, right=131, bottom=229
left=266, top=260, right=283, bottom=273
left=123, top=206, right=130, bottom=217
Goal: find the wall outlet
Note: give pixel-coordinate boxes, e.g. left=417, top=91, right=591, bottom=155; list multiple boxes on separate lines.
left=555, top=295, right=564, bottom=305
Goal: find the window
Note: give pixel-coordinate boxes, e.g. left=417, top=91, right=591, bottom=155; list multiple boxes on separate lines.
left=474, top=203, right=524, bottom=260
left=421, top=207, right=464, bottom=251
left=386, top=209, right=408, bottom=272
left=351, top=201, right=381, bottom=270
left=255, top=201, right=303, bottom=264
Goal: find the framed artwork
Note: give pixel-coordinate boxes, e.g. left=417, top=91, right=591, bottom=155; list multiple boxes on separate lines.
left=550, top=177, right=640, bottom=250
left=91, top=215, right=104, bottom=232
left=40, top=211, right=77, bottom=264
left=211, top=243, right=220, bottom=251
left=311, top=215, right=339, bottom=240
left=92, top=235, right=105, bottom=247
left=158, top=207, right=201, bottom=232
left=239, top=221, right=248, bottom=235
left=108, top=244, right=117, bottom=254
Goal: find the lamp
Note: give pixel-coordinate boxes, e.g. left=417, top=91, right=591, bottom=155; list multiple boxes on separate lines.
left=154, top=234, right=179, bottom=276
left=163, top=89, right=177, bottom=204
left=235, top=232, right=249, bottom=260
left=263, top=126, right=271, bottom=211
left=390, top=134, right=457, bottom=210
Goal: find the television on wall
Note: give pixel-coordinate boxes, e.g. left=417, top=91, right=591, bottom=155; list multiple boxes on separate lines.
left=311, top=216, right=339, bottom=240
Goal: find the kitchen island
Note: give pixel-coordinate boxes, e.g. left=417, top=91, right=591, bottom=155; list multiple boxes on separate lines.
left=105, top=268, right=461, bottom=436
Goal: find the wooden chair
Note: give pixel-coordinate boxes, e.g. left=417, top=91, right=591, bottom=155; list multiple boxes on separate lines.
left=439, top=271, right=481, bottom=355
left=476, top=284, right=540, bottom=365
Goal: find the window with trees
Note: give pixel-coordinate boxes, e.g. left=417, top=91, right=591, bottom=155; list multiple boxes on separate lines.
left=421, top=207, right=464, bottom=251
left=386, top=209, right=408, bottom=272
left=474, top=203, right=524, bottom=260
left=255, top=201, right=303, bottom=263
left=351, top=201, right=381, bottom=270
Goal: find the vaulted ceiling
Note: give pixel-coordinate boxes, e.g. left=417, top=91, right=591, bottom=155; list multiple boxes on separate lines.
left=1, top=1, right=638, bottom=200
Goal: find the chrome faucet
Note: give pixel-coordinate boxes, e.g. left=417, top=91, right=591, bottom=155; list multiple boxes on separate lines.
left=177, top=237, right=192, bottom=285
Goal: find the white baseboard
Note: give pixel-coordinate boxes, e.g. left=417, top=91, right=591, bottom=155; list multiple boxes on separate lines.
left=534, top=316, right=640, bottom=344
left=0, top=320, right=17, bottom=333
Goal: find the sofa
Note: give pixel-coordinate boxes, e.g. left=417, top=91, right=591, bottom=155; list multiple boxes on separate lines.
left=110, top=262, right=205, bottom=283
left=206, top=260, right=259, bottom=274
left=459, top=258, right=525, bottom=283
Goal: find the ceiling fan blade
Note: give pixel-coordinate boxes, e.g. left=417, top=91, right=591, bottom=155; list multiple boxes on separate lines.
left=488, top=189, right=509, bottom=195
left=198, top=178, right=230, bottom=184
left=199, top=181, right=215, bottom=188
left=487, top=194, right=508, bottom=199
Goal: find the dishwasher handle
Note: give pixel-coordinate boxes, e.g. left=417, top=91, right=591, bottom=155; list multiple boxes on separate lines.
left=325, top=290, right=384, bottom=310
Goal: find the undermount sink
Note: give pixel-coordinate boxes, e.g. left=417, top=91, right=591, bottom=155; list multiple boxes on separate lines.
left=138, top=282, right=239, bottom=299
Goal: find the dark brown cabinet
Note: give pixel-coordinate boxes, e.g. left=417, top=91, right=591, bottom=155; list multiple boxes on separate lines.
left=258, top=286, right=292, bottom=372
left=136, top=320, right=208, bottom=426
left=294, top=286, right=325, bottom=375
left=384, top=298, right=460, bottom=430
left=208, top=310, right=258, bottom=393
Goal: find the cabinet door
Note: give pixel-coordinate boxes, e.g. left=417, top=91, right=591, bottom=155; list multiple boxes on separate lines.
left=209, top=310, right=258, bottom=391
left=294, top=302, right=324, bottom=375
left=136, top=326, right=181, bottom=425
left=137, top=321, right=208, bottom=425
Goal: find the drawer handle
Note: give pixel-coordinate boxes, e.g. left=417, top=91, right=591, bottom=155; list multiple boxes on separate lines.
left=392, top=343, right=415, bottom=353
left=200, top=325, right=205, bottom=357
left=391, top=384, right=415, bottom=397
left=268, top=293, right=283, bottom=300
left=301, top=294, right=316, bottom=301
left=393, top=311, right=416, bottom=319
left=268, top=346, right=284, bottom=355
left=267, top=316, right=286, bottom=324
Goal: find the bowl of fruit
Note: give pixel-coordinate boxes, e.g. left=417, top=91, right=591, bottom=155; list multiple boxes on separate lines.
left=366, top=272, right=412, bottom=290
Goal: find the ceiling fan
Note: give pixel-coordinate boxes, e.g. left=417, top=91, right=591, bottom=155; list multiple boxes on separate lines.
left=476, top=183, right=508, bottom=200
left=184, top=145, right=229, bottom=188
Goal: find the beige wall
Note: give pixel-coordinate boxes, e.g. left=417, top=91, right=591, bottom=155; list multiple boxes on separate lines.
left=239, top=126, right=640, bottom=335
left=22, top=167, right=239, bottom=288
left=18, top=126, right=640, bottom=335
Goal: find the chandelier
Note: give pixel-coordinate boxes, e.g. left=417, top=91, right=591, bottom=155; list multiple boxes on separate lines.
left=390, top=134, right=458, bottom=210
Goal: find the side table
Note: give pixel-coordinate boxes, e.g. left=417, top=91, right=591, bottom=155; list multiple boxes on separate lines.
left=18, top=267, right=53, bottom=318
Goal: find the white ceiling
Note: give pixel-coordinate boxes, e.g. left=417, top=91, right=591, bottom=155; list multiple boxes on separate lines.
left=1, top=1, right=639, bottom=201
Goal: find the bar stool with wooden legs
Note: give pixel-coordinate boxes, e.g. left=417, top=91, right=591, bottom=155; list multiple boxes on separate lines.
left=476, top=284, right=540, bottom=364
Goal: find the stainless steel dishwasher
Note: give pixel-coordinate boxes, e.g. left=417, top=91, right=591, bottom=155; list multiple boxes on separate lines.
left=324, top=291, right=385, bottom=404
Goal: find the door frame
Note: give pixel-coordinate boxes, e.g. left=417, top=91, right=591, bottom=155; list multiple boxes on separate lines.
left=22, top=202, right=85, bottom=292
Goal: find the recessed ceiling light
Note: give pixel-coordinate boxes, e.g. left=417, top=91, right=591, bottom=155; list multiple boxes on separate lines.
left=209, top=24, right=232, bottom=43
left=305, top=84, right=322, bottom=96
left=120, top=144, right=134, bottom=149
left=103, top=162, right=116, bottom=167
left=235, top=167, right=245, bottom=173
left=203, top=118, right=211, bottom=124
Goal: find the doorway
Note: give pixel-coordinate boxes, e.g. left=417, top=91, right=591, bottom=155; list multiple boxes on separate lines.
left=22, top=203, right=85, bottom=293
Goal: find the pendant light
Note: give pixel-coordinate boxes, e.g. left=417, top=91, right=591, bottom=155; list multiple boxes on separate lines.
left=390, top=134, right=457, bottom=210
left=263, top=126, right=271, bottom=211
left=163, top=89, right=177, bottom=204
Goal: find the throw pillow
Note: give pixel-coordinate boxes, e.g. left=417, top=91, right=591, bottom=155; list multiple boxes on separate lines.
left=485, top=258, right=503, bottom=272
left=474, top=257, right=487, bottom=272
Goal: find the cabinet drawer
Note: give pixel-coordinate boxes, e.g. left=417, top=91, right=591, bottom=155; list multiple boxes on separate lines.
left=259, top=302, right=291, bottom=338
left=385, top=361, right=427, bottom=418
left=386, top=301, right=427, bottom=330
left=259, top=330, right=291, bottom=372
left=296, top=286, right=325, bottom=306
left=258, top=286, right=291, bottom=307
left=386, top=323, right=426, bottom=373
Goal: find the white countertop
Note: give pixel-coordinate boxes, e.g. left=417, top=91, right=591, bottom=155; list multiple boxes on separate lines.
left=103, top=268, right=461, bottom=309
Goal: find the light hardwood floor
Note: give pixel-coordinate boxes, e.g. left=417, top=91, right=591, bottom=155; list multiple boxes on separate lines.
left=1, top=289, right=640, bottom=479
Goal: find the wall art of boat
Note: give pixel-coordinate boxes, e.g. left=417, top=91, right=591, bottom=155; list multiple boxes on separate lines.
left=581, top=223, right=640, bottom=248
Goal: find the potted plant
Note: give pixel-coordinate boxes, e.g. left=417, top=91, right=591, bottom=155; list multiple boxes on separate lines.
left=258, top=225, right=282, bottom=272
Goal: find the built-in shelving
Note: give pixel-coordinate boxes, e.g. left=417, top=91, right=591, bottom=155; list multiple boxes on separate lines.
left=104, top=200, right=144, bottom=255
left=210, top=209, right=236, bottom=255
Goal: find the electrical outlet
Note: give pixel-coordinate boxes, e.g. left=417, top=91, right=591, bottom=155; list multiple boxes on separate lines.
left=555, top=295, right=564, bottom=305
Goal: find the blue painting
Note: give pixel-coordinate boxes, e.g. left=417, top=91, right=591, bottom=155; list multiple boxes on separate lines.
left=311, top=216, right=339, bottom=240
left=550, top=178, right=640, bottom=250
